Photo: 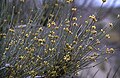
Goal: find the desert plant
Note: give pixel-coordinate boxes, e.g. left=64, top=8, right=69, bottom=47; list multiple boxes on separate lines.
left=0, top=0, right=119, bottom=78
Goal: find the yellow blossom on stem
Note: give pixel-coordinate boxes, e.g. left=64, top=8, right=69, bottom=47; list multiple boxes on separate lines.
left=51, top=21, right=56, bottom=25
left=72, top=17, right=77, bottom=21
left=102, top=0, right=106, bottom=3
left=91, top=26, right=96, bottom=30
left=64, top=54, right=71, bottom=61
left=106, top=34, right=111, bottom=39
left=117, top=14, right=120, bottom=18
left=9, top=29, right=15, bottom=32
left=109, top=23, right=113, bottom=27
left=72, top=7, right=77, bottom=11
left=89, top=15, right=97, bottom=22
left=5, top=48, right=9, bottom=51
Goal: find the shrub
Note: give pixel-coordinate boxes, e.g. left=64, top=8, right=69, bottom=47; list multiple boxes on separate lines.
left=0, top=0, right=118, bottom=78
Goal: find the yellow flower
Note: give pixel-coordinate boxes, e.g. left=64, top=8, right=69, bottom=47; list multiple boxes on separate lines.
left=91, top=30, right=97, bottom=34
left=50, top=31, right=55, bottom=35
left=109, top=23, right=113, bottom=27
left=5, top=48, right=9, bottom=51
left=55, top=3, right=58, bottom=6
left=65, top=43, right=73, bottom=50
left=106, top=48, right=114, bottom=53
left=89, top=37, right=94, bottom=40
left=65, top=20, right=70, bottom=24
left=109, top=48, right=115, bottom=53
left=24, top=47, right=29, bottom=51
left=64, top=27, right=69, bottom=32
left=78, top=46, right=83, bottom=50
left=105, top=34, right=110, bottom=39
left=47, top=23, right=51, bottom=28
left=20, top=0, right=25, bottom=2
left=50, top=14, right=54, bottom=17
left=73, top=22, right=78, bottom=26
left=73, top=41, right=77, bottom=44
left=89, top=15, right=97, bottom=22
left=51, top=71, right=57, bottom=77
left=105, top=57, right=108, bottom=61
left=72, top=17, right=77, bottom=21
left=55, top=26, right=59, bottom=30
left=44, top=61, right=49, bottom=65
left=64, top=54, right=71, bottom=61
left=30, top=48, right=35, bottom=52
left=93, top=52, right=98, bottom=56
left=38, top=27, right=43, bottom=31
left=25, top=34, right=29, bottom=37
left=9, top=29, right=15, bottom=32
left=72, top=7, right=77, bottom=11
left=88, top=46, right=93, bottom=50
left=117, top=14, right=120, bottom=19
left=51, top=21, right=56, bottom=25
left=91, top=26, right=96, bottom=30
left=96, top=39, right=100, bottom=44
left=66, top=0, right=74, bottom=3
left=102, top=0, right=106, bottom=3
left=19, top=56, right=24, bottom=59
